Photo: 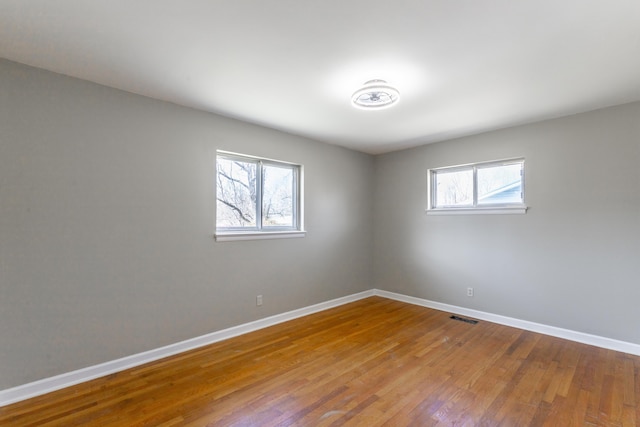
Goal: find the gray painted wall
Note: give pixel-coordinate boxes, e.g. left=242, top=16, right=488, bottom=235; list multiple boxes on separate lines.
left=2, top=56, right=639, bottom=392
left=0, top=59, right=374, bottom=389
left=373, top=102, right=640, bottom=344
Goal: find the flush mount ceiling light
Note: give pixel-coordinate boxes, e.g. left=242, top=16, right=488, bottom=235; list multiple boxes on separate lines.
left=351, top=79, right=400, bottom=109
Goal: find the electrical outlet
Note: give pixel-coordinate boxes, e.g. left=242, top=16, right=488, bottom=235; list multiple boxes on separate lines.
left=256, top=295, right=263, bottom=306
left=467, top=287, right=474, bottom=297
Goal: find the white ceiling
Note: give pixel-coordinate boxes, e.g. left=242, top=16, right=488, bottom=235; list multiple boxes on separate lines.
left=1, top=1, right=640, bottom=154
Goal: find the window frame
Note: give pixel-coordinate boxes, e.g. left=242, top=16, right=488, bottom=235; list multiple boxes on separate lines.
left=215, top=151, right=305, bottom=241
left=427, top=158, right=527, bottom=215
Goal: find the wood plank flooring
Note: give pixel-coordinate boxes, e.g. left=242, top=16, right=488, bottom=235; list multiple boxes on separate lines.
left=1, top=297, right=639, bottom=426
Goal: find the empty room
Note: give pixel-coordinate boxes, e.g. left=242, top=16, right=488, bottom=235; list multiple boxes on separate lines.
left=1, top=1, right=639, bottom=426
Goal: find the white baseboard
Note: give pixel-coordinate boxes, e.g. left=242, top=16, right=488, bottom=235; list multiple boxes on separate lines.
left=373, top=289, right=640, bottom=357
left=0, top=290, right=374, bottom=407
left=3, top=288, right=639, bottom=407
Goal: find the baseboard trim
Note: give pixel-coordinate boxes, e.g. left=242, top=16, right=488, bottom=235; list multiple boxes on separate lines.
left=0, top=290, right=374, bottom=407
left=373, top=289, right=640, bottom=357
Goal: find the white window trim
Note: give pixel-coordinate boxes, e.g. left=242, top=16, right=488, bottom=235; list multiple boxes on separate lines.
left=426, top=157, right=527, bottom=215
left=426, top=206, right=527, bottom=215
left=215, top=151, right=305, bottom=241
left=215, top=230, right=306, bottom=242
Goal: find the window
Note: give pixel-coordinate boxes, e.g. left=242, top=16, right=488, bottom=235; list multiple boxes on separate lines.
left=427, top=158, right=526, bottom=214
left=215, top=151, right=304, bottom=241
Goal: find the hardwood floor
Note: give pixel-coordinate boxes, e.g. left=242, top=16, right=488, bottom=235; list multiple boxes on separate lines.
left=1, top=297, right=638, bottom=426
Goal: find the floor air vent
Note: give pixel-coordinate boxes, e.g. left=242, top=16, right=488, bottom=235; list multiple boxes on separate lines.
left=450, top=315, right=478, bottom=324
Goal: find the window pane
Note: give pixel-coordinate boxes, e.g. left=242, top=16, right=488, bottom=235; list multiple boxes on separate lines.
left=434, top=169, right=473, bottom=207
left=477, top=163, right=522, bottom=205
left=262, top=164, right=295, bottom=228
left=216, top=158, right=257, bottom=228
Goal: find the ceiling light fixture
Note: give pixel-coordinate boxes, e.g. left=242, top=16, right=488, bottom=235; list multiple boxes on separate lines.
left=351, top=79, right=400, bottom=110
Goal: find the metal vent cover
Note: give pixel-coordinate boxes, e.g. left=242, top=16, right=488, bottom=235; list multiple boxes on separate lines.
left=450, top=315, right=479, bottom=325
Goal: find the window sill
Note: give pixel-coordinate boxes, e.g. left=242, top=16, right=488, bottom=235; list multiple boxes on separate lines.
left=215, top=230, right=306, bottom=242
left=426, top=206, right=528, bottom=215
